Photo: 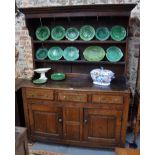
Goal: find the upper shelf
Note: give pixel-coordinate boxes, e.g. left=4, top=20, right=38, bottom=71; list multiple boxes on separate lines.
left=19, top=4, right=137, bottom=18
left=34, top=59, right=126, bottom=65
left=33, top=40, right=127, bottom=44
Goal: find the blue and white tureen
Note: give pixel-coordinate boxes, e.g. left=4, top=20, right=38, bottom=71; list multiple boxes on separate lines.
left=90, top=67, right=115, bottom=86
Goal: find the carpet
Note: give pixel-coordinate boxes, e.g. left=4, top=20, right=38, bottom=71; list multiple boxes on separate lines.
left=29, top=150, right=66, bottom=155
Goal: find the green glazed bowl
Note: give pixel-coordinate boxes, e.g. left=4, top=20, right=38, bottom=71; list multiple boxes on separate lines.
left=65, top=27, right=79, bottom=41
left=95, top=27, right=110, bottom=41
left=106, top=46, right=123, bottom=62
left=51, top=73, right=65, bottom=81
left=83, top=46, right=105, bottom=61
left=33, top=78, right=47, bottom=84
left=111, top=25, right=126, bottom=41
left=35, top=26, right=50, bottom=41
left=51, top=26, right=65, bottom=40
left=80, top=25, right=95, bottom=41
left=36, top=48, right=48, bottom=60
left=48, top=46, right=63, bottom=60
left=63, top=46, right=79, bottom=61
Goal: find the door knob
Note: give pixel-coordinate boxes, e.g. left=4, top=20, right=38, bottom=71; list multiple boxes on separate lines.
left=84, top=119, right=88, bottom=123
left=58, top=118, right=63, bottom=123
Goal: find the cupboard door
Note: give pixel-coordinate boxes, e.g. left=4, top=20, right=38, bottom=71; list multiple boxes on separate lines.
left=63, top=107, right=82, bottom=141
left=28, top=101, right=63, bottom=139
left=83, top=108, right=122, bottom=145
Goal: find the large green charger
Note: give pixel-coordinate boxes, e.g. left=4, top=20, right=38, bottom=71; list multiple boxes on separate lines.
left=51, top=26, right=65, bottom=40
left=35, top=26, right=50, bottom=41
left=106, top=46, right=123, bottom=62
left=111, top=25, right=126, bottom=41
left=36, top=48, right=48, bottom=60
left=83, top=46, right=105, bottom=61
left=48, top=46, right=63, bottom=60
left=95, top=27, right=110, bottom=41
left=65, top=27, right=79, bottom=41
left=63, top=46, right=79, bottom=61
left=80, top=25, right=95, bottom=41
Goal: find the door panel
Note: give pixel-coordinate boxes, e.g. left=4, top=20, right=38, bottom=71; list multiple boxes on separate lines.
left=83, top=108, right=122, bottom=145
left=64, top=107, right=80, bottom=122
left=65, top=123, right=80, bottom=140
left=88, top=115, right=115, bottom=138
left=63, top=107, right=82, bottom=141
left=28, top=102, right=63, bottom=139
left=33, top=111, right=47, bottom=132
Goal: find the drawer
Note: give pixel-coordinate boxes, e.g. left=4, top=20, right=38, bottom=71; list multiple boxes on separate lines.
left=92, top=94, right=123, bottom=104
left=26, top=88, right=54, bottom=100
left=58, top=92, right=87, bottom=103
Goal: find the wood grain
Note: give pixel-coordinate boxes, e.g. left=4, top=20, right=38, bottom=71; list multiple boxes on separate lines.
left=115, top=148, right=140, bottom=155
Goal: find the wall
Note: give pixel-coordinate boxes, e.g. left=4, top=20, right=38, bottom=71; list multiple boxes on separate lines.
left=15, top=0, right=140, bottom=94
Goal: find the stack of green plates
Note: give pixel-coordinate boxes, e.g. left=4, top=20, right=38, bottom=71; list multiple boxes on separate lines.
left=65, top=27, right=79, bottom=41
left=51, top=73, right=65, bottom=81
left=36, top=48, right=48, bottom=60
left=63, top=46, right=79, bottom=61
left=111, top=25, right=126, bottom=41
left=51, top=26, right=65, bottom=40
left=80, top=25, right=95, bottom=41
left=83, top=46, right=105, bottom=61
left=35, top=26, right=50, bottom=41
left=95, top=27, right=110, bottom=41
left=48, top=46, right=63, bottom=60
left=106, top=46, right=123, bottom=62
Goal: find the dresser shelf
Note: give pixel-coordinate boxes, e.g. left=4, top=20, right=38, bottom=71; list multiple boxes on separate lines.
left=33, top=40, right=127, bottom=44
left=34, top=59, right=126, bottom=65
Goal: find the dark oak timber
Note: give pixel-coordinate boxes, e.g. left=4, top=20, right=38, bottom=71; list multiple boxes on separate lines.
left=20, top=4, right=136, bottom=148
left=21, top=77, right=130, bottom=148
left=19, top=4, right=136, bottom=18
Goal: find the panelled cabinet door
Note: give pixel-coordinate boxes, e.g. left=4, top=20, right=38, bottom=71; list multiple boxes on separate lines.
left=83, top=108, right=122, bottom=146
left=63, top=106, right=82, bottom=141
left=28, top=101, right=63, bottom=139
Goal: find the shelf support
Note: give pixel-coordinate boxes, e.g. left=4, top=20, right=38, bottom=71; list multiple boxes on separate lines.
left=40, top=18, right=43, bottom=26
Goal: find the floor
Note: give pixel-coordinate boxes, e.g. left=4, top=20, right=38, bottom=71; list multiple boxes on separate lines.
left=30, top=133, right=140, bottom=155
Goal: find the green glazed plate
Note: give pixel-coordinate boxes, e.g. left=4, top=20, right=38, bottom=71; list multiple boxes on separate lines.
left=51, top=73, right=65, bottom=81
left=106, top=46, right=123, bottom=62
left=33, top=78, right=47, bottom=84
left=63, top=46, right=79, bottom=61
left=111, top=25, right=126, bottom=41
left=36, top=48, right=48, bottom=60
left=65, top=27, right=79, bottom=41
left=83, top=46, right=105, bottom=61
left=51, top=26, right=65, bottom=40
left=95, top=27, right=110, bottom=41
left=80, top=25, right=95, bottom=41
left=48, top=46, right=63, bottom=60
left=35, top=26, right=50, bottom=41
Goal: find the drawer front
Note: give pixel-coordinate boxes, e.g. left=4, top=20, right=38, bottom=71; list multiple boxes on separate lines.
left=58, top=92, right=87, bottom=103
left=92, top=94, right=123, bottom=104
left=26, top=88, right=53, bottom=100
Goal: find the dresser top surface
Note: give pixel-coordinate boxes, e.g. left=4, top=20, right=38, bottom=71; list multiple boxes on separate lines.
left=17, top=76, right=130, bottom=93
